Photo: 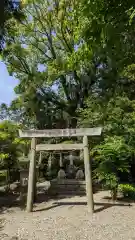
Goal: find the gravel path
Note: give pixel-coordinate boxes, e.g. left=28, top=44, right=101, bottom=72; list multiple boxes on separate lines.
left=0, top=191, right=135, bottom=240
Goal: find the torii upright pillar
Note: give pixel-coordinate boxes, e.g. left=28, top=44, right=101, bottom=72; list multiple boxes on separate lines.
left=26, top=137, right=36, bottom=212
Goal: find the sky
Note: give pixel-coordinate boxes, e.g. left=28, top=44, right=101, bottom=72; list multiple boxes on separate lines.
left=0, top=61, right=18, bottom=105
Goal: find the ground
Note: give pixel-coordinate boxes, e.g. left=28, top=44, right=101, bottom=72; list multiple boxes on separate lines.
left=0, top=190, right=135, bottom=240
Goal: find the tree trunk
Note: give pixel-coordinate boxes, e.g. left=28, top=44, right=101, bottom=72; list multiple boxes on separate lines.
left=111, top=188, right=117, bottom=201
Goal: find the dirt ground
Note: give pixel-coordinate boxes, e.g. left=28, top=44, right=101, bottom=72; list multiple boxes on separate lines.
left=0, top=189, right=135, bottom=240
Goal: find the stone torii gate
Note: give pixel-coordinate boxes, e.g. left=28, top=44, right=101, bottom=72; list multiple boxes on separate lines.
left=19, top=127, right=102, bottom=214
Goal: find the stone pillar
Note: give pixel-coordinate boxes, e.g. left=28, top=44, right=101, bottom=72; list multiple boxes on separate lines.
left=39, top=151, right=42, bottom=165
left=26, top=137, right=36, bottom=212
left=59, top=153, right=63, bottom=167
left=83, top=136, right=94, bottom=214
left=20, top=169, right=29, bottom=203
left=69, top=153, right=74, bottom=165
left=48, top=153, right=52, bottom=170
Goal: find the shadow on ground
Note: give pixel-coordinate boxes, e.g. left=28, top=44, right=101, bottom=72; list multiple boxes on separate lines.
left=0, top=188, right=87, bottom=214
left=34, top=199, right=132, bottom=213
left=0, top=183, right=133, bottom=215
left=103, top=195, right=134, bottom=203
left=0, top=193, right=20, bottom=212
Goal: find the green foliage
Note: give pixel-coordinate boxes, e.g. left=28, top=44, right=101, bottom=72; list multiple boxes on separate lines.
left=100, top=173, right=118, bottom=190
left=0, top=120, right=29, bottom=171
left=92, top=137, right=130, bottom=190
left=78, top=57, right=135, bottom=190
left=0, top=0, right=25, bottom=52
left=128, top=7, right=135, bottom=24
left=119, top=184, right=135, bottom=200
left=0, top=170, right=8, bottom=186
left=1, top=0, right=81, bottom=128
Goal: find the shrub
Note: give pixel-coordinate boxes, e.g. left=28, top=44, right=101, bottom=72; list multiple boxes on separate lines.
left=92, top=136, right=131, bottom=200
left=118, top=184, right=135, bottom=200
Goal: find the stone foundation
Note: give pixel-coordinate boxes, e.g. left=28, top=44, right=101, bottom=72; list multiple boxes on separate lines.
left=49, top=179, right=96, bottom=195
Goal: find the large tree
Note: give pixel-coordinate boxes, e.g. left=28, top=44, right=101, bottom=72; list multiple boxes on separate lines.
left=1, top=0, right=98, bottom=128
left=1, top=0, right=135, bottom=129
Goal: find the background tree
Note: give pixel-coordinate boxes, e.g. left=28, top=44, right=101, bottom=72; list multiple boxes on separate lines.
left=0, top=0, right=25, bottom=52
left=2, top=0, right=135, bottom=129
left=1, top=0, right=99, bottom=129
